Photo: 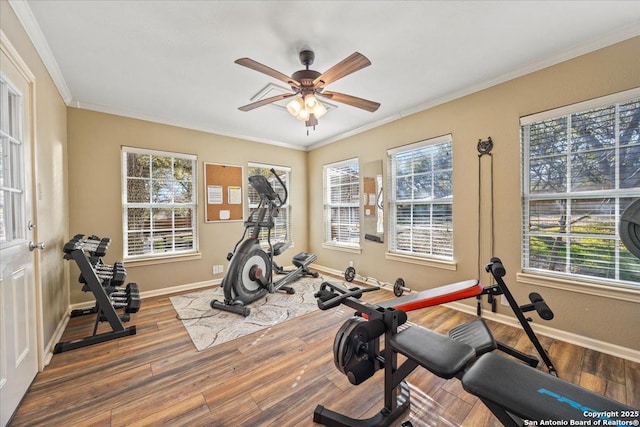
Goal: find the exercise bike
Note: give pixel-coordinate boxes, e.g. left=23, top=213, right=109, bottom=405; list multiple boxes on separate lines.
left=210, top=168, right=318, bottom=316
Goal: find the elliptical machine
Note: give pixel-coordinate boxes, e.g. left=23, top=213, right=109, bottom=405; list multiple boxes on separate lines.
left=211, top=168, right=318, bottom=316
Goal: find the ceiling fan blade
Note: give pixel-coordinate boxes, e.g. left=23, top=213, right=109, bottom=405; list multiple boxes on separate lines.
left=235, top=58, right=300, bottom=88
left=318, top=91, right=380, bottom=112
left=313, top=52, right=371, bottom=88
left=239, top=93, right=296, bottom=112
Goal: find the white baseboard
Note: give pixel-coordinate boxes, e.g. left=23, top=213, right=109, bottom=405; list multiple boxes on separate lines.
left=66, top=278, right=222, bottom=313
left=139, top=279, right=220, bottom=299
left=42, top=306, right=73, bottom=367
left=444, top=301, right=640, bottom=364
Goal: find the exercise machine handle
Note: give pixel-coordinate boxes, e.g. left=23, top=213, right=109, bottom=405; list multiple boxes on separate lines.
left=270, top=168, right=288, bottom=207
left=485, top=257, right=506, bottom=278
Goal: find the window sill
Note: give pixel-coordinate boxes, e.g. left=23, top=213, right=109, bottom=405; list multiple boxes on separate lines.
left=517, top=272, right=640, bottom=303
left=384, top=252, right=457, bottom=271
left=124, top=252, right=202, bottom=267
left=322, top=243, right=362, bottom=254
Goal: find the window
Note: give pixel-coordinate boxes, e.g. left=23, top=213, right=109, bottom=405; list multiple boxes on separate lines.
left=324, top=159, right=360, bottom=247
left=521, top=90, right=640, bottom=287
left=247, top=163, right=291, bottom=246
left=122, top=147, right=197, bottom=259
left=0, top=75, right=25, bottom=245
left=388, top=135, right=453, bottom=259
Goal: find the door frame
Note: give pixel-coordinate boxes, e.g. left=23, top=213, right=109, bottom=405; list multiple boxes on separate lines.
left=1, top=29, right=45, bottom=371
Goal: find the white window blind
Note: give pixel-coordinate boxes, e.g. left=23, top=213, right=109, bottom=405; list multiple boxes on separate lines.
left=521, top=91, right=640, bottom=287
left=388, top=135, right=453, bottom=259
left=324, top=159, right=360, bottom=247
left=247, top=163, right=291, bottom=246
left=122, top=147, right=197, bottom=259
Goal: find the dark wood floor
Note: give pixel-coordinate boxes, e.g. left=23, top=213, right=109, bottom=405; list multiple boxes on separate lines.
left=10, top=283, right=640, bottom=426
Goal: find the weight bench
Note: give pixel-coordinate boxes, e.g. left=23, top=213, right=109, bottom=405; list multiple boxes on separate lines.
left=378, top=258, right=557, bottom=375
left=313, top=281, right=638, bottom=427
left=462, top=353, right=637, bottom=425
left=392, top=324, right=636, bottom=426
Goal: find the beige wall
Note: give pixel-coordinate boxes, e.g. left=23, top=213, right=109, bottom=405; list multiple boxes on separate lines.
left=5, top=0, right=639, bottom=357
left=66, top=108, right=308, bottom=302
left=308, top=36, right=640, bottom=351
left=1, top=0, right=69, bottom=351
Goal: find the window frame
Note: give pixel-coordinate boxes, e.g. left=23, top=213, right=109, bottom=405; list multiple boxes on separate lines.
left=387, top=134, right=454, bottom=260
left=0, top=74, right=26, bottom=248
left=247, top=162, right=292, bottom=248
left=323, top=158, right=361, bottom=249
left=520, top=88, right=640, bottom=289
left=121, top=146, right=198, bottom=260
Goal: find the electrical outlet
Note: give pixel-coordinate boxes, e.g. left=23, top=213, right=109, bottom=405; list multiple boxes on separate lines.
left=349, top=260, right=354, bottom=267
left=501, top=295, right=509, bottom=306
left=212, top=265, right=224, bottom=275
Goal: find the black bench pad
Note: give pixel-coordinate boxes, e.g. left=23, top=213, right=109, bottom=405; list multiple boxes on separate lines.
left=449, top=319, right=497, bottom=356
left=390, top=326, right=476, bottom=379
left=463, top=353, right=637, bottom=422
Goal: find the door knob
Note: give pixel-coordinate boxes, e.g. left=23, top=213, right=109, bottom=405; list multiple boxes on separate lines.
left=29, top=241, right=45, bottom=251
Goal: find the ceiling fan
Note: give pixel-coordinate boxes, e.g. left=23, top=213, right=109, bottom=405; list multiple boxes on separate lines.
left=236, top=49, right=380, bottom=132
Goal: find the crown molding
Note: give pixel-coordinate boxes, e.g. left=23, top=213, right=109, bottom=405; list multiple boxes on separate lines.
left=70, top=102, right=307, bottom=151
left=309, top=22, right=640, bottom=151
left=8, top=0, right=72, bottom=104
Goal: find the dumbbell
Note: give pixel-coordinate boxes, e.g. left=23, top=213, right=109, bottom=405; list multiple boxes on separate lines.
left=84, top=237, right=110, bottom=258
left=63, top=234, right=86, bottom=253
left=110, top=292, right=141, bottom=314
left=95, top=262, right=127, bottom=286
left=107, top=282, right=138, bottom=298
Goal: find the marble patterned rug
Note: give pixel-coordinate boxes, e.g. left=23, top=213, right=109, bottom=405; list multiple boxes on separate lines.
left=170, top=276, right=323, bottom=351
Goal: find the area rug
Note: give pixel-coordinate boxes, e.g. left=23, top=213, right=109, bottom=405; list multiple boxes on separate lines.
left=170, top=276, right=323, bottom=351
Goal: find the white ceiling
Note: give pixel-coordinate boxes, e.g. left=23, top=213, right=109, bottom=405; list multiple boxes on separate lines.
left=11, top=1, right=640, bottom=150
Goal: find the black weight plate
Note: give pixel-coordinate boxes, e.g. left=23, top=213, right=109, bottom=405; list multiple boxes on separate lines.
left=333, top=318, right=358, bottom=373
left=620, top=199, right=640, bottom=260
left=394, top=278, right=405, bottom=297
left=344, top=266, right=356, bottom=282
left=334, top=317, right=365, bottom=375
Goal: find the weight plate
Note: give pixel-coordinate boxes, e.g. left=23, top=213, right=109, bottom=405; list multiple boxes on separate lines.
left=394, top=278, right=405, bottom=297
left=333, top=317, right=365, bottom=375
left=620, top=199, right=640, bottom=260
left=344, top=266, right=356, bottom=282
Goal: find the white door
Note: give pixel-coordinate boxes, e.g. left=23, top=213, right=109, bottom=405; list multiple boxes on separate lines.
left=0, top=47, right=38, bottom=427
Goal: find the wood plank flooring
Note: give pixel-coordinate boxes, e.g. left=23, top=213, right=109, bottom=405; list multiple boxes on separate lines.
left=9, top=285, right=639, bottom=426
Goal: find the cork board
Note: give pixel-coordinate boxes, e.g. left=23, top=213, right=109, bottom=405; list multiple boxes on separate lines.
left=204, top=163, right=243, bottom=222
left=363, top=176, right=377, bottom=217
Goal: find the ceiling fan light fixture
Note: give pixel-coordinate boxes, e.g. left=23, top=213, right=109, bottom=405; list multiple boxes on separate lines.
left=296, top=107, right=310, bottom=121
left=286, top=96, right=304, bottom=116
left=313, top=101, right=327, bottom=118
left=236, top=50, right=379, bottom=134
left=304, top=94, right=318, bottom=109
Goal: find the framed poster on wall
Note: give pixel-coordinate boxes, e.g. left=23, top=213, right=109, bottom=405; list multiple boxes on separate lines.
left=204, top=162, right=244, bottom=222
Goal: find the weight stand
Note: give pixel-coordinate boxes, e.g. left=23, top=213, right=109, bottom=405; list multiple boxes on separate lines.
left=54, top=240, right=136, bottom=354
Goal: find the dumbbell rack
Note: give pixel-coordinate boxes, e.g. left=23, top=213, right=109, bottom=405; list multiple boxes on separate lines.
left=54, top=235, right=137, bottom=354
